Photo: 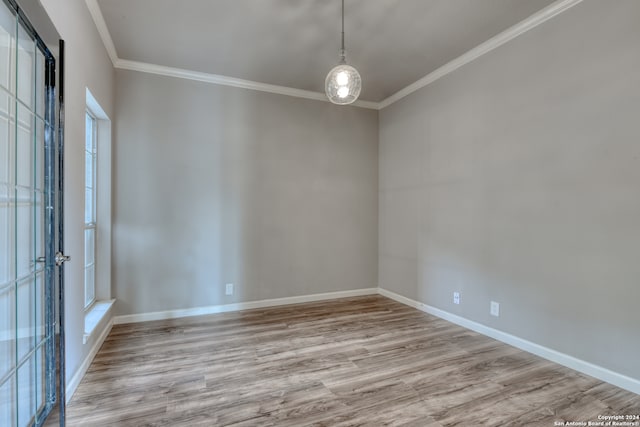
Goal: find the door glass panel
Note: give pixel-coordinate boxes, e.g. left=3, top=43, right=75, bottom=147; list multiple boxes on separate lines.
left=0, top=88, right=10, bottom=183
left=0, top=285, right=15, bottom=379
left=16, top=23, right=33, bottom=109
left=15, top=186, right=32, bottom=279
left=0, top=6, right=14, bottom=92
left=16, top=104, right=33, bottom=188
left=0, top=184, right=9, bottom=284
left=35, top=271, right=45, bottom=342
left=36, top=346, right=46, bottom=414
left=0, top=376, right=16, bottom=426
left=0, top=2, right=59, bottom=425
left=35, top=191, right=44, bottom=267
left=17, top=355, right=37, bottom=426
left=16, top=276, right=35, bottom=361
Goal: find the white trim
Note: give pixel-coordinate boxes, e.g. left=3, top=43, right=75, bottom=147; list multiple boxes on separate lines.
left=66, top=317, right=114, bottom=403
left=113, top=288, right=378, bottom=325
left=378, top=0, right=583, bottom=109
left=83, top=299, right=115, bottom=344
left=114, top=59, right=379, bottom=110
left=85, top=0, right=118, bottom=65
left=377, top=288, right=640, bottom=395
left=85, top=0, right=582, bottom=110
left=377, top=288, right=423, bottom=311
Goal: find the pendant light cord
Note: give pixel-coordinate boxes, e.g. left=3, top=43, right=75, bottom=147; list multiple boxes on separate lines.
left=340, top=0, right=346, bottom=63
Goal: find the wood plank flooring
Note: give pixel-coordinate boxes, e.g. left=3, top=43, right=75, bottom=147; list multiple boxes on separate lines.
left=53, top=296, right=639, bottom=426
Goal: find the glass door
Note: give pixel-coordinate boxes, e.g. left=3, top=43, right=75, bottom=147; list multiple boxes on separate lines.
left=0, top=0, right=61, bottom=425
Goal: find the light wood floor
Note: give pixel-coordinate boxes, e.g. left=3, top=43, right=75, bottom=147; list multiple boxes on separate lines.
left=55, top=296, right=639, bottom=426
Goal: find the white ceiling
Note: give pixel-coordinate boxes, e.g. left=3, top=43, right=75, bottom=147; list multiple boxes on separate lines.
left=95, top=0, right=558, bottom=103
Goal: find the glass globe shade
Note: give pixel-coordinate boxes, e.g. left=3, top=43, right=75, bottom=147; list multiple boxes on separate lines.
left=325, top=64, right=362, bottom=105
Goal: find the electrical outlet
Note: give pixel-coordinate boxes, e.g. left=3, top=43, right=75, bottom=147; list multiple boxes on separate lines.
left=453, top=292, right=460, bottom=305
left=225, top=283, right=234, bottom=296
left=490, top=301, right=500, bottom=317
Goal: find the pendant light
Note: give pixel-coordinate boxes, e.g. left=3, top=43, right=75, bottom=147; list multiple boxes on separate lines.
left=325, top=0, right=361, bottom=105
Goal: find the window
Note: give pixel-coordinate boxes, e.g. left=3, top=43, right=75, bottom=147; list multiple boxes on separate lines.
left=84, top=111, right=97, bottom=308
left=83, top=88, right=114, bottom=343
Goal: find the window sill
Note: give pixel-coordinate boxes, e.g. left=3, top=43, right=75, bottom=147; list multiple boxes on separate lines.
left=83, top=299, right=115, bottom=344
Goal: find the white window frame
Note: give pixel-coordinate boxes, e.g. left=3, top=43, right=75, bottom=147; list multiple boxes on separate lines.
left=83, top=88, right=114, bottom=344
left=84, top=110, right=98, bottom=309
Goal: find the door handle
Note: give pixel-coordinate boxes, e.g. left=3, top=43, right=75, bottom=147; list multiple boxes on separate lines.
left=55, top=252, right=71, bottom=266
left=36, top=252, right=70, bottom=266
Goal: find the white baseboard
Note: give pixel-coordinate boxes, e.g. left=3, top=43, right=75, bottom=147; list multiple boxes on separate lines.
left=113, top=288, right=379, bottom=325
left=377, top=287, right=640, bottom=395
left=66, top=317, right=114, bottom=403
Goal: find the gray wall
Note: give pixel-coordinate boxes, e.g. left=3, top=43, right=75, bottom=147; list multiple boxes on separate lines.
left=379, top=0, right=640, bottom=379
left=113, top=70, right=378, bottom=315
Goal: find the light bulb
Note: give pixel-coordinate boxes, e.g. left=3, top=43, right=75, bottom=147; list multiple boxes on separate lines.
left=325, top=64, right=362, bottom=105
left=337, top=86, right=349, bottom=98
left=336, top=71, right=349, bottom=86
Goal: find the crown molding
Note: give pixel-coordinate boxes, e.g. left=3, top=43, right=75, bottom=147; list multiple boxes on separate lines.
left=85, top=0, right=378, bottom=109
left=85, top=0, right=118, bottom=65
left=87, top=0, right=583, bottom=111
left=378, top=0, right=584, bottom=109
left=114, top=59, right=380, bottom=110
